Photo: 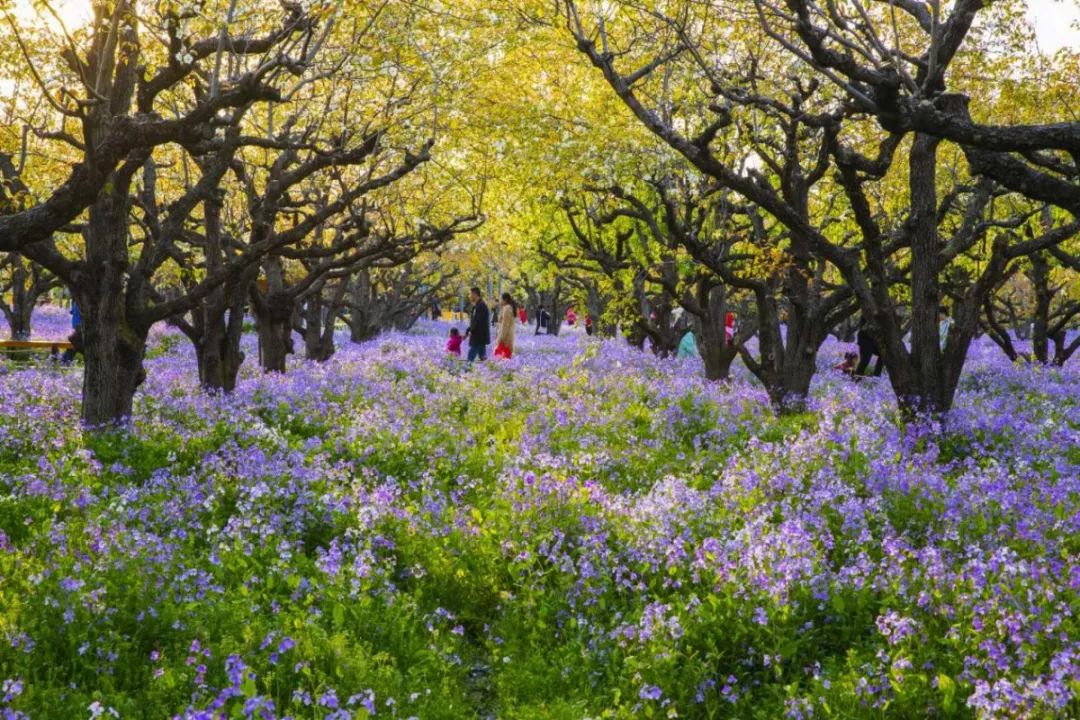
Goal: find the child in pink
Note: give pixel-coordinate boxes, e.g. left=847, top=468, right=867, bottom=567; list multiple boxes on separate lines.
left=446, top=327, right=463, bottom=356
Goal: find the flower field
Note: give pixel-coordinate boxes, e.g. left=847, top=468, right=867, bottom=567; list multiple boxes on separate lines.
left=1, top=316, right=1078, bottom=719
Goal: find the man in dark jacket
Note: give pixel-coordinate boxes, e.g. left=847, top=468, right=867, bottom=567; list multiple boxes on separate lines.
left=464, top=287, right=490, bottom=361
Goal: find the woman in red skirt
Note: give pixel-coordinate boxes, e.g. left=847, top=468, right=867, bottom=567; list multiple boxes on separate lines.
left=494, top=293, right=517, bottom=359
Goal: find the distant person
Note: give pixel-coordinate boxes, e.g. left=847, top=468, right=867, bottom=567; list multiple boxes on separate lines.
left=938, top=305, right=952, bottom=351
left=60, top=302, right=83, bottom=365
left=494, top=293, right=517, bottom=360
left=677, top=328, right=698, bottom=358
left=464, top=287, right=490, bottom=361
left=855, top=316, right=884, bottom=377
left=446, top=327, right=463, bottom=356
left=724, top=312, right=735, bottom=345
left=539, top=309, right=550, bottom=330
left=518, top=306, right=527, bottom=325
left=833, top=351, right=858, bottom=376
left=565, top=307, right=577, bottom=326
left=584, top=314, right=594, bottom=336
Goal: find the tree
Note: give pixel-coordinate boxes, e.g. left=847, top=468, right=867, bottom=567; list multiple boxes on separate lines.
left=344, top=261, right=457, bottom=343
left=3, top=0, right=331, bottom=423
left=0, top=255, right=59, bottom=340
left=248, top=208, right=475, bottom=371
left=0, top=137, right=59, bottom=339
left=0, top=0, right=304, bottom=252
left=558, top=0, right=1078, bottom=415
left=982, top=251, right=1080, bottom=366
left=750, top=0, right=1080, bottom=218
left=586, top=179, right=757, bottom=381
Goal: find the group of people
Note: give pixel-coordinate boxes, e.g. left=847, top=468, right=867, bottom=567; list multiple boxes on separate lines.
left=675, top=312, right=737, bottom=359
left=446, top=287, right=518, bottom=361
left=444, top=291, right=606, bottom=361
left=835, top=306, right=954, bottom=377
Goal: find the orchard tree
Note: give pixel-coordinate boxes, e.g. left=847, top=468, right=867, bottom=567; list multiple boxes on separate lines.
left=344, top=260, right=457, bottom=343
left=581, top=178, right=759, bottom=381
left=982, top=250, right=1080, bottom=366
left=559, top=0, right=1079, bottom=415
left=0, top=148, right=59, bottom=339
left=2, top=0, right=336, bottom=423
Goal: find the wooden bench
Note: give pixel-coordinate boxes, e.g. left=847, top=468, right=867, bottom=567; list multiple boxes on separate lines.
left=0, top=339, right=75, bottom=360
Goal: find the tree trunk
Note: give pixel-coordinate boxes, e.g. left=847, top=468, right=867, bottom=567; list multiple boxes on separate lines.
left=77, top=171, right=148, bottom=426
left=1030, top=252, right=1052, bottom=365
left=9, top=261, right=31, bottom=339
left=869, top=132, right=970, bottom=419
left=80, top=317, right=147, bottom=425
left=189, top=197, right=250, bottom=392
left=2, top=256, right=53, bottom=340
left=303, top=282, right=346, bottom=362
left=1053, top=333, right=1080, bottom=366
left=348, top=270, right=379, bottom=343
left=981, top=296, right=1021, bottom=363
left=251, top=258, right=296, bottom=373
left=737, top=291, right=826, bottom=415
left=584, top=283, right=614, bottom=336
left=303, top=294, right=329, bottom=361
left=253, top=292, right=294, bottom=373
left=196, top=292, right=248, bottom=392
left=256, top=309, right=291, bottom=372
left=548, top=277, right=563, bottom=336
left=695, top=285, right=738, bottom=381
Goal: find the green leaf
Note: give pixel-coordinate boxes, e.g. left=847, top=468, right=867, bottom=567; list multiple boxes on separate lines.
left=938, top=674, right=956, bottom=712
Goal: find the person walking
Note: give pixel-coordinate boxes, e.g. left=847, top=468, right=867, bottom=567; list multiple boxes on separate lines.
left=494, top=293, right=517, bottom=359
left=464, top=287, right=490, bottom=361
left=60, top=302, right=83, bottom=365
left=677, top=327, right=698, bottom=358
left=855, top=316, right=884, bottom=376
left=938, top=305, right=953, bottom=351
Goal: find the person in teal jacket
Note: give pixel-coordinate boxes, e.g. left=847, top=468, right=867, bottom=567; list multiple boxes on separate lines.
left=677, top=328, right=698, bottom=358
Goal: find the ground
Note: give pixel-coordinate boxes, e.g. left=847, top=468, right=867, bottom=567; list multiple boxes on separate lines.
left=0, top=313, right=1078, bottom=719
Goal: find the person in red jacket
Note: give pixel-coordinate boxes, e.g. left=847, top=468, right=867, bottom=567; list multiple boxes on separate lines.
left=446, top=327, right=463, bottom=356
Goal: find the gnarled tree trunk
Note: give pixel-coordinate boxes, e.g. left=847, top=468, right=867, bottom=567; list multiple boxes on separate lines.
left=347, top=269, right=379, bottom=343
left=77, top=183, right=149, bottom=426
left=302, top=281, right=347, bottom=361
left=694, top=285, right=738, bottom=382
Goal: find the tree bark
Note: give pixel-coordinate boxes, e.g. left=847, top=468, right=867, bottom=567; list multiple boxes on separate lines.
left=695, top=285, right=738, bottom=381
left=302, top=281, right=346, bottom=361
left=736, top=291, right=828, bottom=415
left=348, top=269, right=379, bottom=343
left=1, top=256, right=55, bottom=340
left=548, top=277, right=564, bottom=336
left=1030, top=252, right=1052, bottom=365
left=194, top=288, right=248, bottom=392
left=8, top=261, right=32, bottom=340
left=76, top=170, right=149, bottom=426
left=254, top=302, right=292, bottom=373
